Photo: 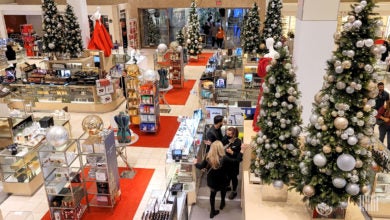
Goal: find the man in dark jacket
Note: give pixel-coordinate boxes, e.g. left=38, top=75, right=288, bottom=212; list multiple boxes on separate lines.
left=205, top=115, right=224, bottom=153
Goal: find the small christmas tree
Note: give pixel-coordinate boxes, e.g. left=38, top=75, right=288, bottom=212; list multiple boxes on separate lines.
left=176, top=29, right=185, bottom=46
left=146, top=12, right=160, bottom=45
left=293, top=0, right=382, bottom=213
left=262, top=0, right=283, bottom=45
left=241, top=3, right=261, bottom=54
left=251, top=41, right=302, bottom=188
left=41, top=0, right=62, bottom=53
left=186, top=0, right=202, bottom=56
left=64, top=4, right=83, bottom=58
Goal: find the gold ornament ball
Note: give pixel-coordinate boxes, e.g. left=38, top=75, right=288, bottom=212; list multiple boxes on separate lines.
left=260, top=43, right=266, bottom=49
left=361, top=185, right=370, bottom=194
left=336, top=146, right=343, bottom=153
left=355, top=159, right=363, bottom=168
left=321, top=125, right=328, bottom=131
left=260, top=159, right=265, bottom=165
left=334, top=117, right=349, bottom=130
left=303, top=185, right=315, bottom=197
left=363, top=104, right=371, bottom=112
left=314, top=92, right=323, bottom=104
left=322, top=145, right=332, bottom=154
left=359, top=136, right=371, bottom=148
left=368, top=90, right=378, bottom=99
left=82, top=115, right=104, bottom=136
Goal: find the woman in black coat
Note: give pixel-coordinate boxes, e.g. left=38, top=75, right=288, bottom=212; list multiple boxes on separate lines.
left=221, top=127, right=242, bottom=200
left=195, top=140, right=247, bottom=218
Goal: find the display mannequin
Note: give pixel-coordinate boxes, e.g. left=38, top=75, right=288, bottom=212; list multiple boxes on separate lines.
left=87, top=6, right=113, bottom=57
left=114, top=112, right=132, bottom=143
left=252, top=37, right=278, bottom=131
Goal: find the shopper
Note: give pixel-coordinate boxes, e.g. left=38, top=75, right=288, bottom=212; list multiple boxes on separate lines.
left=216, top=26, right=225, bottom=49
left=221, top=127, right=242, bottom=200
left=5, top=44, right=16, bottom=68
left=195, top=141, right=248, bottom=218
left=381, top=41, right=389, bottom=62
left=376, top=100, right=390, bottom=149
left=210, top=22, right=218, bottom=49
left=205, top=115, right=224, bottom=153
left=375, top=82, right=389, bottom=111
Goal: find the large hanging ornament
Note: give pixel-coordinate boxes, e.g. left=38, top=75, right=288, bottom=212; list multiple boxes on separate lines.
left=313, top=153, right=327, bottom=167
left=337, top=154, right=356, bottom=171
left=316, top=203, right=333, bottom=216
left=345, top=183, right=360, bottom=195
left=157, top=43, right=168, bottom=54
left=302, top=185, right=315, bottom=197
left=332, top=177, right=347, bottom=188
left=81, top=115, right=104, bottom=136
left=46, top=126, right=69, bottom=148
left=143, top=69, right=159, bottom=81
left=334, top=117, right=348, bottom=130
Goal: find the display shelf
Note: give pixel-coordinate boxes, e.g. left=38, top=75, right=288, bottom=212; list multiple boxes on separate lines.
left=139, top=81, right=160, bottom=133
left=366, top=172, right=390, bottom=218
left=154, top=49, right=184, bottom=88
left=125, top=76, right=140, bottom=125
left=79, top=130, right=121, bottom=208
left=128, top=19, right=139, bottom=49
left=38, top=139, right=87, bottom=220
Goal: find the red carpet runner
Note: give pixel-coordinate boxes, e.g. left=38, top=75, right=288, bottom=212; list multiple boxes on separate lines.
left=187, top=52, right=214, bottom=66
left=164, top=80, right=196, bottom=105
left=130, top=116, right=180, bottom=148
left=41, top=167, right=154, bottom=220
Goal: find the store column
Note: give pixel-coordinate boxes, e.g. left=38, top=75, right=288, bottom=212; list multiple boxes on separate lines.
left=67, top=0, right=90, bottom=49
left=0, top=10, right=6, bottom=39
left=293, top=0, right=340, bottom=125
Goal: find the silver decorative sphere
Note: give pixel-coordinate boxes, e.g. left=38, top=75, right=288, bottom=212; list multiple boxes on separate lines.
left=46, top=125, right=69, bottom=148
left=303, top=185, right=315, bottom=197
left=339, top=201, right=348, bottom=209
left=347, top=136, right=358, bottom=146
left=291, top=126, right=301, bottom=137
left=272, top=180, right=284, bottom=190
left=345, top=183, right=360, bottom=195
left=337, top=154, right=356, bottom=171
left=313, top=153, right=327, bottom=167
left=157, top=43, right=168, bottom=54
left=143, top=69, right=159, bottom=81
left=332, top=177, right=347, bottom=188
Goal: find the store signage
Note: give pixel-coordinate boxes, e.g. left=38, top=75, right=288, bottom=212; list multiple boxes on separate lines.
left=216, top=0, right=222, bottom=6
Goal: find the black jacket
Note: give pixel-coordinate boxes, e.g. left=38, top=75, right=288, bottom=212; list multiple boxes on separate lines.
left=221, top=136, right=242, bottom=176
left=196, top=153, right=243, bottom=191
left=5, top=45, right=16, bottom=61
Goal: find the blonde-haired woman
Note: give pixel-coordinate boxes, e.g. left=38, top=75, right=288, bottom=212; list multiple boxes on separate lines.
left=195, top=140, right=248, bottom=218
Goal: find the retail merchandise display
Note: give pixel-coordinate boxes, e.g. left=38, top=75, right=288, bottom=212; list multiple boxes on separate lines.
left=139, top=79, right=160, bottom=133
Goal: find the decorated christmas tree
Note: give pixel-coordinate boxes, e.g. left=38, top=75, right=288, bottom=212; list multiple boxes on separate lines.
left=64, top=4, right=83, bottom=58
left=176, top=29, right=185, bottom=46
left=241, top=3, right=261, bottom=54
left=293, top=0, right=383, bottom=213
left=262, top=0, right=283, bottom=44
left=56, top=14, right=66, bottom=53
left=41, top=0, right=62, bottom=53
left=251, top=41, right=302, bottom=189
left=146, top=12, right=160, bottom=45
left=186, top=0, right=202, bottom=56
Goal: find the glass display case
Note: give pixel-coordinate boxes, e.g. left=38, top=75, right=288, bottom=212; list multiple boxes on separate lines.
left=5, top=81, right=124, bottom=113
left=78, top=130, right=121, bottom=208
left=0, top=144, right=42, bottom=196
left=38, top=139, right=87, bottom=220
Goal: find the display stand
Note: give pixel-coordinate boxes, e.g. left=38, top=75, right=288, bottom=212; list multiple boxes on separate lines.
left=79, top=130, right=121, bottom=208
left=38, top=139, right=87, bottom=220
left=125, top=76, right=141, bottom=125
left=139, top=80, right=160, bottom=133
left=154, top=49, right=185, bottom=88
left=128, top=19, right=138, bottom=49
left=115, top=132, right=139, bottom=179
left=159, top=84, right=173, bottom=113
left=20, top=24, right=35, bottom=57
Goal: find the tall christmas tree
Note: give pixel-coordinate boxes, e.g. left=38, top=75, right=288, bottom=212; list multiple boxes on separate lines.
left=241, top=3, right=261, bottom=54
left=56, top=13, right=66, bottom=53
left=262, top=0, right=283, bottom=44
left=251, top=42, right=302, bottom=188
left=293, top=0, right=382, bottom=212
left=146, top=12, right=160, bottom=45
left=41, top=0, right=62, bottom=53
left=64, top=4, right=83, bottom=58
left=186, top=0, right=202, bottom=56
